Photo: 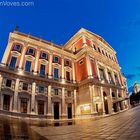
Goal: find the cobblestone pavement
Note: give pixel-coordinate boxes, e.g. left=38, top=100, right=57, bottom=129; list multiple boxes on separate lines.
left=31, top=106, right=140, bottom=140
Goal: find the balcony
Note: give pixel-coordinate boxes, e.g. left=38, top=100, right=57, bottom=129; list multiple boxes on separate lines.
left=0, top=63, right=77, bottom=87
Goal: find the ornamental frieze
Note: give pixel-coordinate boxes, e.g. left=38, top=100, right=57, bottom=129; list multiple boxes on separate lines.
left=1, top=88, right=14, bottom=95
left=65, top=97, right=74, bottom=103
left=51, top=96, right=62, bottom=103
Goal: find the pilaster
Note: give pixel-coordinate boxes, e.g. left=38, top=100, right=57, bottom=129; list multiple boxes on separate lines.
left=48, top=53, right=53, bottom=79
left=13, top=79, right=19, bottom=112
left=72, top=61, right=76, bottom=83
left=96, top=62, right=100, bottom=80
left=100, top=86, right=105, bottom=115
left=47, top=85, right=53, bottom=118
left=74, top=89, right=77, bottom=117
left=61, top=57, right=65, bottom=80
left=61, top=87, right=67, bottom=118
left=89, top=85, right=94, bottom=114
left=1, top=38, right=13, bottom=64
left=86, top=55, right=93, bottom=78
left=34, top=49, right=40, bottom=74
left=18, top=45, right=27, bottom=69
left=104, top=68, right=109, bottom=82
left=31, top=82, right=36, bottom=114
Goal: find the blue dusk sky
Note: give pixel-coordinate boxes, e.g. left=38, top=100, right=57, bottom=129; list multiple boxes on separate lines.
left=0, top=0, right=140, bottom=92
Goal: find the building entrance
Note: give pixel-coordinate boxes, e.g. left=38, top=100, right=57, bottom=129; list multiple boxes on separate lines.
left=38, top=100, right=44, bottom=115
left=54, top=102, right=59, bottom=119
left=20, top=98, right=28, bottom=113
left=67, top=103, right=72, bottom=119
left=103, top=92, right=109, bottom=114
left=3, top=95, right=10, bottom=111
left=113, top=103, right=117, bottom=112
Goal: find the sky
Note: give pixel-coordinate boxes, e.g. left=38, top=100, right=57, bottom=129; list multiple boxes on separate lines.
left=0, top=0, right=140, bottom=92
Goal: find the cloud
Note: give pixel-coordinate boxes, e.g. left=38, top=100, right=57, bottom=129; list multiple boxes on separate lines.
left=124, top=74, right=136, bottom=80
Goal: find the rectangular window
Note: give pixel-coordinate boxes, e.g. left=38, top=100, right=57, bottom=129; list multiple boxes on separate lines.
left=54, top=68, right=59, bottom=79
left=39, top=86, right=45, bottom=93
left=38, top=100, right=44, bottom=115
left=99, top=68, right=105, bottom=80
left=6, top=79, right=12, bottom=87
left=54, top=89, right=59, bottom=95
left=54, top=56, right=59, bottom=63
left=66, top=71, right=70, bottom=81
left=14, top=44, right=21, bottom=51
left=25, top=60, right=31, bottom=72
left=41, top=52, right=47, bottom=59
left=28, top=48, right=34, bottom=55
left=67, top=91, right=71, bottom=97
left=22, top=83, right=28, bottom=91
left=115, top=74, right=119, bottom=84
left=20, top=98, right=28, bottom=113
left=9, top=56, right=17, bottom=69
left=40, top=64, right=45, bottom=76
left=108, top=72, right=114, bottom=83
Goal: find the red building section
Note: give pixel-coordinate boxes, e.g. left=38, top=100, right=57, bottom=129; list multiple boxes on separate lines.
left=75, top=57, right=88, bottom=82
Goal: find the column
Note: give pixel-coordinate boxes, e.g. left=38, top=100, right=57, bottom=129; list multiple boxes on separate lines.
left=1, top=38, right=13, bottom=64
left=116, top=89, right=120, bottom=111
left=31, top=82, right=36, bottom=114
left=96, top=62, right=100, bottom=80
left=10, top=96, right=13, bottom=112
left=117, top=73, right=121, bottom=86
left=61, top=57, right=65, bottom=80
left=104, top=68, right=109, bottom=82
left=27, top=99, right=30, bottom=114
left=47, top=85, right=52, bottom=116
left=74, top=89, right=77, bottom=117
left=89, top=85, right=94, bottom=114
left=18, top=46, right=27, bottom=69
left=82, top=35, right=87, bottom=45
left=111, top=71, right=116, bottom=85
left=48, top=53, right=53, bottom=79
left=0, top=95, right=3, bottom=110
left=100, top=86, right=105, bottom=115
left=92, top=85, right=97, bottom=113
left=0, top=75, right=3, bottom=110
left=120, top=90, right=124, bottom=110
left=44, top=102, right=47, bottom=115
left=86, top=55, right=93, bottom=78
left=13, top=79, right=19, bottom=112
left=72, top=61, right=76, bottom=83
left=34, top=49, right=40, bottom=74
left=110, top=88, right=114, bottom=113
left=62, top=87, right=66, bottom=118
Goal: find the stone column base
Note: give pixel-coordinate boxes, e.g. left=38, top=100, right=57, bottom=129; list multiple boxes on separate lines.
left=47, top=114, right=53, bottom=119
left=48, top=75, right=53, bottom=79
left=61, top=114, right=67, bottom=119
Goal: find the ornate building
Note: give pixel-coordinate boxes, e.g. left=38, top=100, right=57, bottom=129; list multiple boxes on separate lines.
left=0, top=28, right=129, bottom=120
left=133, top=82, right=140, bottom=93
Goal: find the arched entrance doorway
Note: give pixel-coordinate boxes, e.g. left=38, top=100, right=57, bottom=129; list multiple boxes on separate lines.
left=103, top=92, right=109, bottom=114
left=67, top=103, right=72, bottom=119
left=54, top=102, right=59, bottom=119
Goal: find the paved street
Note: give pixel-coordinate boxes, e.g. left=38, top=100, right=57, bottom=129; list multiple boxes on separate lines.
left=31, top=106, right=140, bottom=140
left=0, top=106, right=140, bottom=139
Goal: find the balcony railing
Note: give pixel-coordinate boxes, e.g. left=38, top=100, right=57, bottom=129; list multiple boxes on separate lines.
left=0, top=64, right=76, bottom=85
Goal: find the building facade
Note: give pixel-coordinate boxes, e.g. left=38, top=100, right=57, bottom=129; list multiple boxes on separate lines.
left=133, top=82, right=140, bottom=93
left=0, top=28, right=129, bottom=120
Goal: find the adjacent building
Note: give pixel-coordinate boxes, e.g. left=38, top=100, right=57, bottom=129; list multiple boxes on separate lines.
left=133, top=82, right=140, bottom=93
left=0, top=28, right=129, bottom=120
